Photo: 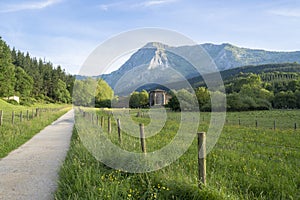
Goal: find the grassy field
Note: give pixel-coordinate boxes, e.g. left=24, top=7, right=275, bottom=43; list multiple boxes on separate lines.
left=55, top=108, right=300, bottom=200
left=0, top=99, right=71, bottom=158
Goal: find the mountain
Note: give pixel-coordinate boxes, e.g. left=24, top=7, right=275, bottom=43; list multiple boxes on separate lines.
left=95, top=42, right=300, bottom=94
left=100, top=42, right=202, bottom=95
left=202, top=43, right=300, bottom=71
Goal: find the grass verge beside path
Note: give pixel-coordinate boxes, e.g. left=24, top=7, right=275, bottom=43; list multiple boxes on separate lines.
left=0, top=105, right=71, bottom=158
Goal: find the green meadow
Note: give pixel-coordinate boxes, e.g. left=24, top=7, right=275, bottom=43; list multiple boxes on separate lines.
left=55, top=108, right=300, bottom=200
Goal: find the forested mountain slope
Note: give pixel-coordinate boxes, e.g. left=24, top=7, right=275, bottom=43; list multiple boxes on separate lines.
left=0, top=37, right=74, bottom=104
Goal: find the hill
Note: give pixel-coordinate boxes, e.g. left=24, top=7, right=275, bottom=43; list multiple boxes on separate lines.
left=190, top=62, right=300, bottom=88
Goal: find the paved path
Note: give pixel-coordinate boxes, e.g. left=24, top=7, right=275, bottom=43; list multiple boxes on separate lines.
left=0, top=109, right=74, bottom=200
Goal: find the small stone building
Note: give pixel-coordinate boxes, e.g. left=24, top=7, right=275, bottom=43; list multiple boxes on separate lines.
left=149, top=89, right=168, bottom=106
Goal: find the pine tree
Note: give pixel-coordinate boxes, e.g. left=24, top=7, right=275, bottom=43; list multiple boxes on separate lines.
left=0, top=38, right=15, bottom=97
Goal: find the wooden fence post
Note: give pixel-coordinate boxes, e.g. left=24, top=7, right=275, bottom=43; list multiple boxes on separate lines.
left=0, top=110, right=3, bottom=126
left=36, top=108, right=39, bottom=117
left=294, top=123, right=297, bottom=130
left=255, top=120, right=258, bottom=128
left=273, top=120, right=276, bottom=130
left=117, top=119, right=122, bottom=144
left=96, top=115, right=99, bottom=126
left=197, top=132, right=206, bottom=188
left=238, top=118, right=241, bottom=126
left=20, top=111, right=23, bottom=122
left=12, top=111, right=15, bottom=125
left=139, top=123, right=147, bottom=154
left=26, top=110, right=29, bottom=121
left=108, top=117, right=111, bottom=134
left=101, top=116, right=104, bottom=127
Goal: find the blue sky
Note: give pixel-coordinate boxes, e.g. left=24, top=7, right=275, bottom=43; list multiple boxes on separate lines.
left=1, top=0, right=300, bottom=74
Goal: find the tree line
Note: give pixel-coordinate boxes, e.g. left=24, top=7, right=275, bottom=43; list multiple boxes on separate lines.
left=168, top=72, right=300, bottom=111
left=73, top=71, right=300, bottom=111
left=72, top=78, right=114, bottom=107
left=0, top=37, right=74, bottom=105
left=190, top=62, right=300, bottom=88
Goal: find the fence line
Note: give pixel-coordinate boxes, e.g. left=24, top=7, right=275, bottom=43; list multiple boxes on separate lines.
left=221, top=136, right=300, bottom=151
left=221, top=118, right=297, bottom=130
left=0, top=107, right=65, bottom=126
left=78, top=110, right=300, bottom=151
left=77, top=109, right=300, bottom=191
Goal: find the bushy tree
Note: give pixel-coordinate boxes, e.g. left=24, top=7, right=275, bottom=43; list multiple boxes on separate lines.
left=294, top=90, right=300, bottom=108
left=53, top=79, right=71, bottom=103
left=178, top=89, right=198, bottom=110
left=166, top=90, right=180, bottom=111
left=288, top=80, right=300, bottom=92
left=273, top=91, right=297, bottom=109
left=139, top=90, right=149, bottom=107
left=167, top=89, right=197, bottom=111
left=72, top=78, right=97, bottom=106
left=129, top=92, right=140, bottom=108
left=95, top=79, right=114, bottom=107
left=195, top=87, right=210, bottom=109
left=129, top=90, right=149, bottom=108
left=227, top=73, right=262, bottom=93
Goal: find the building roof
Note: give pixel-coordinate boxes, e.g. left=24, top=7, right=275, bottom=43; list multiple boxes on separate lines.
left=149, top=89, right=166, bottom=93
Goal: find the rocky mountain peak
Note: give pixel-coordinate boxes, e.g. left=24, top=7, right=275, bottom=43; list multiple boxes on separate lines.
left=143, top=42, right=170, bottom=50
left=148, top=44, right=169, bottom=70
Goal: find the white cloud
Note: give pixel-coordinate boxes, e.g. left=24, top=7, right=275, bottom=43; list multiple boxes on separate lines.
left=143, top=0, right=177, bottom=7
left=0, top=0, right=62, bottom=13
left=99, top=2, right=123, bottom=11
left=268, top=8, right=300, bottom=18
left=99, top=0, right=178, bottom=11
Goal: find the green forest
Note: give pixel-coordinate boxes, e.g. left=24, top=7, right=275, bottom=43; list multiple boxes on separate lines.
left=0, top=37, right=74, bottom=105
left=167, top=71, right=300, bottom=111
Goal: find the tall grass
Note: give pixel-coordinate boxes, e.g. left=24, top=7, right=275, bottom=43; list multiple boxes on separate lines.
left=0, top=100, right=71, bottom=158
left=55, top=128, right=226, bottom=200
left=55, top=108, right=300, bottom=199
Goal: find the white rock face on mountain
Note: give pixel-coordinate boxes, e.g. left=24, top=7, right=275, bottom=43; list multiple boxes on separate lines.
left=148, top=44, right=169, bottom=70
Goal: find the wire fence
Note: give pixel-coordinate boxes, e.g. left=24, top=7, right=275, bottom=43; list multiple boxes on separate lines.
left=76, top=108, right=300, bottom=197
left=120, top=109, right=300, bottom=130
left=77, top=108, right=300, bottom=147
left=0, top=107, right=65, bottom=126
